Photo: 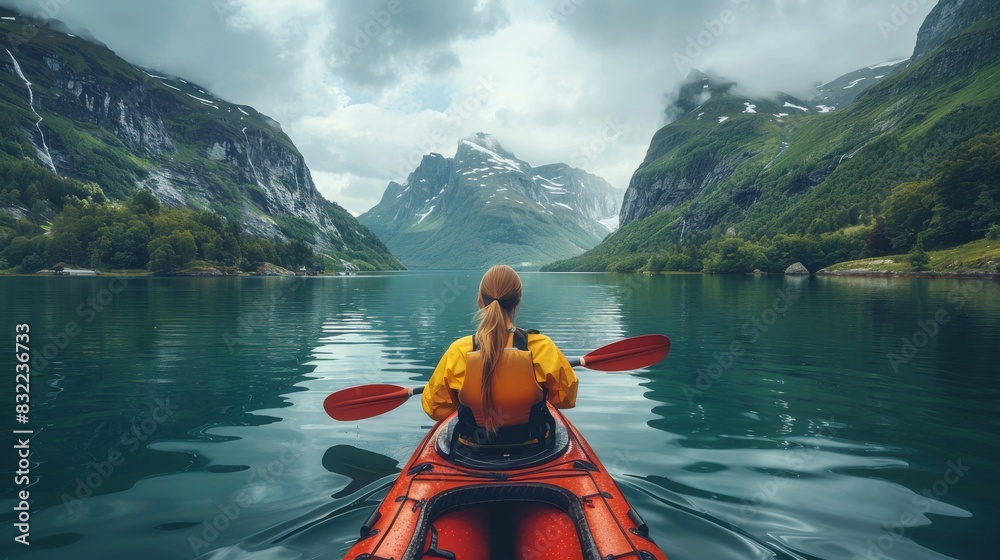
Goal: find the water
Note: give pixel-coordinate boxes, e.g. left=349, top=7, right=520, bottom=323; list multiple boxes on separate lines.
left=1, top=273, right=998, bottom=560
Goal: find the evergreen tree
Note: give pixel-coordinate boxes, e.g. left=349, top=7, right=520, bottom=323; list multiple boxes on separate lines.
left=908, top=233, right=930, bottom=271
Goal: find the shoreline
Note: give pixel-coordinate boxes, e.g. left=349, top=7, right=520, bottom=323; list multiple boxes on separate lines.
left=4, top=267, right=998, bottom=280
left=816, top=269, right=999, bottom=280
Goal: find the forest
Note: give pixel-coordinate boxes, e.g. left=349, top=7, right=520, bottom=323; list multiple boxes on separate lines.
left=0, top=141, right=319, bottom=274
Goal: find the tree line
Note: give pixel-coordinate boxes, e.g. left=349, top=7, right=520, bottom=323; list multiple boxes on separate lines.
left=1, top=188, right=317, bottom=274
left=547, top=131, right=999, bottom=274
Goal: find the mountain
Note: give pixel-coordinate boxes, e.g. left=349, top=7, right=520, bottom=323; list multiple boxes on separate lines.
left=809, top=58, right=910, bottom=110
left=0, top=9, right=402, bottom=271
left=358, top=133, right=622, bottom=270
left=546, top=0, right=1000, bottom=274
left=912, top=0, right=997, bottom=60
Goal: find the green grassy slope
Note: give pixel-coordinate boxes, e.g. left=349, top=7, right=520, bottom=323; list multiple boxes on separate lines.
left=0, top=13, right=402, bottom=271
left=545, top=13, right=1000, bottom=274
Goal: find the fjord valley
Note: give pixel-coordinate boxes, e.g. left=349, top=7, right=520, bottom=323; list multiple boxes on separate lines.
left=545, top=0, right=1000, bottom=276
left=2, top=2, right=1000, bottom=560
left=3, top=1, right=999, bottom=276
left=0, top=8, right=401, bottom=274
left=359, top=132, right=622, bottom=270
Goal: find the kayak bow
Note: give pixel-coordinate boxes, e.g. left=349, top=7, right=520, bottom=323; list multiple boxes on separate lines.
left=342, top=405, right=668, bottom=560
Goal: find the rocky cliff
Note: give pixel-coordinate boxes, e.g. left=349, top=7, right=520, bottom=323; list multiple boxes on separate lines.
left=0, top=10, right=401, bottom=269
left=912, top=0, right=995, bottom=60
left=547, top=0, right=1000, bottom=273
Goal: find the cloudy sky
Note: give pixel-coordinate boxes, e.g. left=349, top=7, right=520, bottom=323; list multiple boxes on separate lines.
left=1, top=0, right=936, bottom=215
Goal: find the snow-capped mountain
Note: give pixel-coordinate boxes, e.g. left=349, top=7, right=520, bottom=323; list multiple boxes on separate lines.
left=810, top=58, right=911, bottom=110
left=359, top=133, right=622, bottom=269
left=547, top=0, right=1000, bottom=273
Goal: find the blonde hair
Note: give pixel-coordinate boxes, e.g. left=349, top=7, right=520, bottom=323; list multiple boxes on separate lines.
left=474, top=265, right=522, bottom=434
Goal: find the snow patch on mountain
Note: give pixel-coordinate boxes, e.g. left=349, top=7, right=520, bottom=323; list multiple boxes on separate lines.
left=869, top=58, right=909, bottom=69
left=599, top=215, right=619, bottom=231
left=461, top=140, right=523, bottom=174
left=416, top=205, right=436, bottom=224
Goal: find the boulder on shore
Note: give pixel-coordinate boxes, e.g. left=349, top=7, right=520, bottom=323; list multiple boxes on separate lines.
left=785, top=262, right=810, bottom=275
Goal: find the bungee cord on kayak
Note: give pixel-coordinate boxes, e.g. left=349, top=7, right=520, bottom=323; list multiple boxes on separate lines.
left=325, top=266, right=671, bottom=559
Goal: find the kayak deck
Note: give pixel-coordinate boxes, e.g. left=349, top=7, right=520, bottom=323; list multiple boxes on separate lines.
left=344, top=406, right=667, bottom=560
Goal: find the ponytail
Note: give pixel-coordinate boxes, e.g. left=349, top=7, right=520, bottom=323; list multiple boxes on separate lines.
left=473, top=265, right=522, bottom=435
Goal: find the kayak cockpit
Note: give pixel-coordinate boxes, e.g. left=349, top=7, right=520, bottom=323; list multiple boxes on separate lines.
left=345, top=406, right=667, bottom=560
left=434, top=415, right=571, bottom=470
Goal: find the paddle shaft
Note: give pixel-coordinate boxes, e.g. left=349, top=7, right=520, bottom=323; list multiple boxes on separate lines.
left=392, top=358, right=581, bottom=399
left=324, top=335, right=667, bottom=421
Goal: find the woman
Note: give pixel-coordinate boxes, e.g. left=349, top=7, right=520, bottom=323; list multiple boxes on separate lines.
left=421, top=265, right=578, bottom=447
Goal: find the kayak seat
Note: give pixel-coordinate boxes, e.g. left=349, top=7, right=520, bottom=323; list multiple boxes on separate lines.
left=422, top=503, right=583, bottom=560
left=347, top=406, right=669, bottom=560
left=435, top=415, right=569, bottom=470
left=410, top=484, right=599, bottom=560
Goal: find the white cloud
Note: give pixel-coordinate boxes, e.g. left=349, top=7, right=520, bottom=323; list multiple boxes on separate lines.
left=311, top=170, right=383, bottom=217
left=237, top=0, right=936, bottom=213
left=0, top=0, right=940, bottom=214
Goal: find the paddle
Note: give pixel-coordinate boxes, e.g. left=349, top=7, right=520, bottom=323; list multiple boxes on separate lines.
left=324, top=334, right=669, bottom=421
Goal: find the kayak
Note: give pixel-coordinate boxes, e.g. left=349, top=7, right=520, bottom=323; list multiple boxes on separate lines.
left=343, top=404, right=668, bottom=560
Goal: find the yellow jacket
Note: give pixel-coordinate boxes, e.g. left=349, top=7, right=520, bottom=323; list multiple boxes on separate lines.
left=421, top=333, right=579, bottom=421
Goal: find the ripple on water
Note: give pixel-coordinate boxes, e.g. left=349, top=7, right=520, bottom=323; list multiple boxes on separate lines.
left=6, top=274, right=997, bottom=560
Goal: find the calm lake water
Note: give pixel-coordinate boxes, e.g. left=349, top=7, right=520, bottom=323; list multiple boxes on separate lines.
left=2, top=273, right=999, bottom=560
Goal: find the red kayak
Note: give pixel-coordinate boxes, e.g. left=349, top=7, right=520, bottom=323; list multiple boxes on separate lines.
left=343, top=404, right=668, bottom=560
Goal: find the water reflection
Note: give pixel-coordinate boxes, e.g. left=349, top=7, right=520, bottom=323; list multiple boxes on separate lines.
left=1, top=274, right=997, bottom=560
left=322, top=445, right=400, bottom=499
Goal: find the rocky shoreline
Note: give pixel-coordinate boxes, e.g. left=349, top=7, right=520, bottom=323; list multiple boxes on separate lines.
left=816, top=269, right=999, bottom=279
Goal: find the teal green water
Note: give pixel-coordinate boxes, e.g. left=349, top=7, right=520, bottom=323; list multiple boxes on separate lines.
left=2, top=273, right=999, bottom=559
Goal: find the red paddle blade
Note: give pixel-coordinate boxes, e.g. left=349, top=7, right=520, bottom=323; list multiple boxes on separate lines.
left=582, top=334, right=670, bottom=371
left=324, top=384, right=412, bottom=421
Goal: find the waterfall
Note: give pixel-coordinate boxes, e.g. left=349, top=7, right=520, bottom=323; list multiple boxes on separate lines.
left=6, top=49, right=58, bottom=175
left=241, top=127, right=262, bottom=185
